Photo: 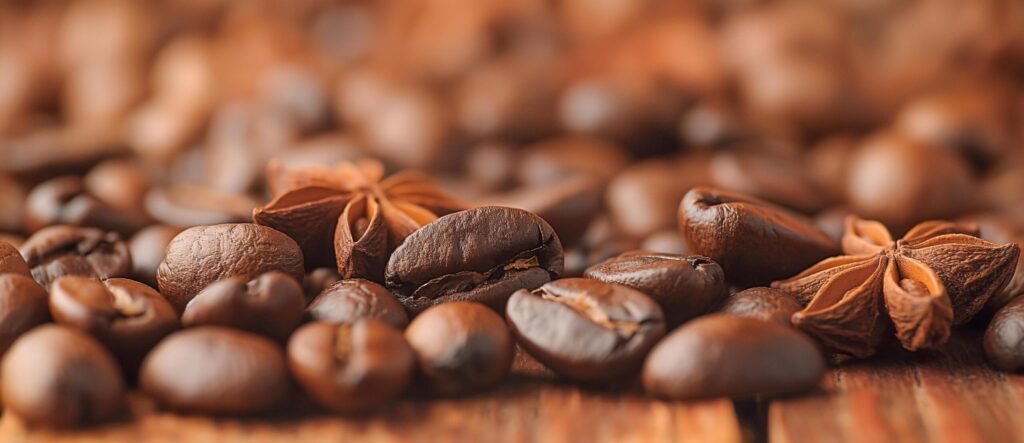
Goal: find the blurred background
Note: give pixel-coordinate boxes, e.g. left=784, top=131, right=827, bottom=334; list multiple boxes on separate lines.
left=1, top=0, right=1023, bottom=277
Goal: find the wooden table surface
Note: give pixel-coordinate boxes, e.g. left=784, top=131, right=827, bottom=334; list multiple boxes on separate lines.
left=1, top=328, right=1019, bottom=443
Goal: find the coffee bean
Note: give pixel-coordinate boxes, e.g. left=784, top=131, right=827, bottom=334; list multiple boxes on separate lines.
left=1, top=325, right=125, bottom=428
left=145, top=185, right=259, bottom=229
left=640, top=229, right=690, bottom=255
left=0, top=234, right=25, bottom=249
left=0, top=240, right=31, bottom=276
left=308, top=279, right=408, bottom=329
left=50, top=276, right=177, bottom=372
left=0, top=274, right=50, bottom=356
left=678, top=187, right=839, bottom=287
left=516, top=136, right=628, bottom=185
left=385, top=206, right=563, bottom=315
left=506, top=278, right=665, bottom=382
left=157, top=223, right=304, bottom=313
left=128, top=225, right=181, bottom=287
left=25, top=176, right=148, bottom=235
left=846, top=131, right=973, bottom=233
left=642, top=314, right=825, bottom=400
left=607, top=156, right=710, bottom=239
left=585, top=253, right=725, bottom=327
left=182, top=272, right=305, bottom=340
left=20, top=225, right=132, bottom=288
left=139, top=327, right=289, bottom=415
left=480, top=177, right=602, bottom=248
left=0, top=173, right=26, bottom=233
left=404, top=301, right=512, bottom=395
left=83, top=159, right=152, bottom=221
left=303, top=267, right=342, bottom=301
left=719, top=287, right=801, bottom=326
left=709, top=150, right=829, bottom=214
left=984, top=297, right=1024, bottom=372
left=288, top=320, right=415, bottom=413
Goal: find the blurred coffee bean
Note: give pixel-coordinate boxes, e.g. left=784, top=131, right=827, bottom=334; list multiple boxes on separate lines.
left=563, top=240, right=639, bottom=279
left=2, top=325, right=125, bottom=428
left=507, top=278, right=666, bottom=382
left=271, top=132, right=366, bottom=171
left=719, top=287, right=801, bottom=326
left=678, top=100, right=744, bottom=149
left=25, top=176, right=147, bottom=234
left=454, top=55, right=558, bottom=141
left=145, top=185, right=259, bottom=229
left=0, top=234, right=25, bottom=249
left=679, top=187, right=838, bottom=287
left=20, top=225, right=132, bottom=289
left=896, top=86, right=1013, bottom=171
left=0, top=274, right=50, bottom=356
left=182, top=272, right=305, bottom=341
left=288, top=320, right=415, bottom=413
left=0, top=240, right=30, bottom=276
left=516, top=136, right=628, bottom=185
left=0, top=173, right=26, bottom=233
left=464, top=141, right=518, bottom=193
left=980, top=164, right=1024, bottom=216
left=804, top=135, right=856, bottom=203
left=128, top=225, right=180, bottom=287
left=49, top=276, right=177, bottom=373
left=0, top=127, right=119, bottom=181
left=83, top=158, right=152, bottom=220
left=385, top=207, right=563, bottom=315
left=640, top=229, right=689, bottom=255
left=643, top=314, right=825, bottom=399
left=607, top=156, right=710, bottom=239
left=479, top=177, right=602, bottom=247
left=157, top=223, right=305, bottom=313
left=585, top=253, right=726, bottom=327
left=985, top=297, right=1024, bottom=372
left=814, top=206, right=854, bottom=243
left=846, top=131, right=974, bottom=234
left=709, top=150, right=829, bottom=214
left=308, top=279, right=408, bottom=329
left=303, top=267, right=342, bottom=301
left=140, top=327, right=289, bottom=415
left=405, top=302, right=513, bottom=395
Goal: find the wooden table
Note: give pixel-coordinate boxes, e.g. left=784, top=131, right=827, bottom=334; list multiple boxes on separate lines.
left=1, top=329, right=1019, bottom=443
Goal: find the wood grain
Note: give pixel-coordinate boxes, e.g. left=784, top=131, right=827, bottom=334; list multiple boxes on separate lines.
left=0, top=350, right=742, bottom=443
left=769, top=330, right=1024, bottom=443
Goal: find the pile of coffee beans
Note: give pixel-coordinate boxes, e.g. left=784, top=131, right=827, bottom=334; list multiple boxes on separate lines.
left=0, top=0, right=1023, bottom=431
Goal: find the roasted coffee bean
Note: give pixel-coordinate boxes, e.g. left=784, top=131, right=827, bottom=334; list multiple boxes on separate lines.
left=679, top=187, right=839, bottom=287
left=182, top=272, right=305, bottom=340
left=464, top=141, right=517, bottom=193
left=709, top=150, right=829, bottom=214
left=516, top=136, right=628, bottom=185
left=0, top=274, right=50, bottom=356
left=563, top=239, right=639, bottom=278
left=0, top=240, right=31, bottom=276
left=1, top=325, right=125, bottom=428
left=480, top=177, right=602, bottom=248
left=984, top=297, right=1024, bottom=372
left=607, top=156, right=710, bottom=239
left=83, top=159, right=152, bottom=221
left=506, top=278, right=665, bottom=382
left=643, top=314, right=825, bottom=399
left=25, top=176, right=147, bottom=235
left=404, top=302, right=513, bottom=395
left=584, top=253, right=725, bottom=327
left=719, top=287, right=801, bottom=326
left=288, top=320, right=415, bottom=413
left=0, top=173, right=26, bottom=233
left=308, top=279, right=408, bottom=329
left=303, top=267, right=342, bottom=301
left=640, top=229, right=690, bottom=255
left=385, top=207, right=563, bottom=315
left=157, top=223, right=304, bottom=313
left=20, top=225, right=132, bottom=288
left=140, top=327, right=289, bottom=415
left=145, top=185, right=259, bottom=229
left=50, top=276, right=177, bottom=371
left=128, top=225, right=181, bottom=287
left=846, top=131, right=973, bottom=234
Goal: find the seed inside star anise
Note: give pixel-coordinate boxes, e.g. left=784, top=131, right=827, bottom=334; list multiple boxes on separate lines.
left=253, top=160, right=466, bottom=281
left=772, top=216, right=1020, bottom=357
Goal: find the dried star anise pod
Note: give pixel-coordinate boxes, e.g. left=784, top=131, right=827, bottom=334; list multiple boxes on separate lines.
left=253, top=159, right=466, bottom=281
left=772, top=216, right=1020, bottom=357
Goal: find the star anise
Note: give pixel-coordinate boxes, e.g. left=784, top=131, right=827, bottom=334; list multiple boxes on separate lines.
left=772, top=216, right=1020, bottom=357
left=253, top=159, right=466, bottom=282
